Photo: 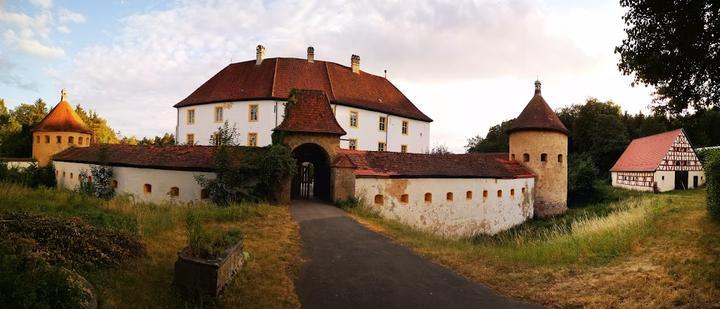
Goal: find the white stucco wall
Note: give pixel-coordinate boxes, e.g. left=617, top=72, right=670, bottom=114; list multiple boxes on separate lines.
left=355, top=177, right=535, bottom=238
left=611, top=170, right=707, bottom=192
left=176, top=100, right=431, bottom=153
left=1, top=160, right=34, bottom=169
left=54, top=161, right=216, bottom=204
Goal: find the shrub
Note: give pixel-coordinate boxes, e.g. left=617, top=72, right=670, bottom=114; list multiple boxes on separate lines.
left=78, top=164, right=115, bottom=200
left=0, top=162, right=56, bottom=188
left=706, top=151, right=720, bottom=220
left=0, top=238, right=85, bottom=308
left=184, top=212, right=243, bottom=259
left=568, top=153, right=600, bottom=206
left=0, top=212, right=144, bottom=269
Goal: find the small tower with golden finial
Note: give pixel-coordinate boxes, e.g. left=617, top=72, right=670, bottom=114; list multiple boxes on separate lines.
left=31, top=89, right=93, bottom=166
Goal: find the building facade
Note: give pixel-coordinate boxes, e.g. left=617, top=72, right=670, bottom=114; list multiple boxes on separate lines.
left=611, top=129, right=705, bottom=192
left=174, top=46, right=431, bottom=153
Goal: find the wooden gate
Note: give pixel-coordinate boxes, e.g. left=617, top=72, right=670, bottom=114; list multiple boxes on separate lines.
left=298, top=162, right=315, bottom=199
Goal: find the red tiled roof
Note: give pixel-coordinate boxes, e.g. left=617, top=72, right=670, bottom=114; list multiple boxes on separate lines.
left=610, top=129, right=683, bottom=172
left=274, top=90, right=346, bottom=135
left=53, top=144, right=218, bottom=172
left=174, top=58, right=433, bottom=122
left=338, top=150, right=535, bottom=179
left=33, top=100, right=93, bottom=134
left=508, top=88, right=568, bottom=135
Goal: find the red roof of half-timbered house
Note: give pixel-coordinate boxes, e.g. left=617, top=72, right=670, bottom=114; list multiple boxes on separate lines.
left=610, top=129, right=685, bottom=172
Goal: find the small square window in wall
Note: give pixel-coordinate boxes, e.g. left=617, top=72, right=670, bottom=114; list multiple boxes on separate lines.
left=523, top=153, right=530, bottom=162
left=558, top=154, right=563, bottom=163
left=35, top=136, right=40, bottom=144
left=144, top=184, right=152, bottom=194
left=70, top=173, right=73, bottom=179
left=466, top=191, right=473, bottom=200
left=497, top=190, right=503, bottom=198
left=446, top=192, right=453, bottom=201
left=378, top=142, right=386, bottom=152
left=201, top=189, right=210, bottom=200
left=112, top=180, right=118, bottom=189
left=541, top=153, right=548, bottom=162
left=400, top=194, right=409, bottom=204
left=374, top=194, right=384, bottom=205
left=56, top=136, right=61, bottom=144
left=170, top=187, right=180, bottom=197
left=511, top=154, right=516, bottom=160
left=510, top=189, right=515, bottom=197
left=483, top=190, right=488, bottom=198
left=424, top=193, right=432, bottom=203
left=79, top=137, right=84, bottom=145
left=186, top=134, right=195, bottom=145
left=68, top=136, right=74, bottom=144
left=521, top=187, right=526, bottom=194
left=44, top=135, right=50, bottom=143
left=401, top=145, right=408, bottom=153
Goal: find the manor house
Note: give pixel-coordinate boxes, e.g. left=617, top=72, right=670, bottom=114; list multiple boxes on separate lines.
left=34, top=46, right=569, bottom=237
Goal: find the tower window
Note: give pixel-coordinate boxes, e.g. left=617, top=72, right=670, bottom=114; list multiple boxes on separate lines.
left=541, top=153, right=548, bottom=162
left=249, top=104, right=259, bottom=121
left=68, top=136, right=74, bottom=144
left=400, top=194, right=409, bottom=204
left=143, top=184, right=152, bottom=194
left=466, top=191, right=473, bottom=200
left=79, top=137, right=84, bottom=145
left=44, top=135, right=50, bottom=143
left=379, top=116, right=386, bottom=131
left=511, top=154, right=515, bottom=160
left=523, top=153, right=530, bottom=162
left=374, top=194, right=384, bottom=205
left=424, top=193, right=432, bottom=202
left=446, top=192, right=454, bottom=201
left=35, top=136, right=40, bottom=144
left=558, top=154, right=563, bottom=163
left=349, top=111, right=359, bottom=127
left=56, top=136, right=61, bottom=143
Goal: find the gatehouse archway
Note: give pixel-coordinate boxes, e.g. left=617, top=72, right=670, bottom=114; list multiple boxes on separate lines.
left=291, top=143, right=332, bottom=201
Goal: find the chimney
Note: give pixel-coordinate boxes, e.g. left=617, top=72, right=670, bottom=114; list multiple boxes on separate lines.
left=256, top=45, right=266, bottom=65
left=534, top=79, right=542, bottom=95
left=307, top=46, right=314, bottom=63
left=351, top=54, right=360, bottom=73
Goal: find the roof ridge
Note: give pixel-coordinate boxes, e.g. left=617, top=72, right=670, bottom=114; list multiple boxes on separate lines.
left=271, top=58, right=278, bottom=97
left=324, top=61, right=337, bottom=100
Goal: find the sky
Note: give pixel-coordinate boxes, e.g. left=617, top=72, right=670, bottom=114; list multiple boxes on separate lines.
left=0, top=0, right=655, bottom=152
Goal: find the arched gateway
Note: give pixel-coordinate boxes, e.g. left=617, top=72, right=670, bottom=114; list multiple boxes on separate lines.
left=274, top=89, right=356, bottom=203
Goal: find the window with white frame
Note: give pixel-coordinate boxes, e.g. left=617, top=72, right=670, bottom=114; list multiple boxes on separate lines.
left=350, top=111, right=358, bottom=127
left=379, top=116, right=386, bottom=131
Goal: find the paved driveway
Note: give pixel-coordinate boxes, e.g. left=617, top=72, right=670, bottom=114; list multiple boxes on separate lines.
left=291, top=200, right=540, bottom=309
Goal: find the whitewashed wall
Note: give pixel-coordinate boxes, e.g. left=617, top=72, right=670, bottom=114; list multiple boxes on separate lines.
left=611, top=170, right=707, bottom=192
left=176, top=100, right=431, bottom=153
left=355, top=177, right=535, bottom=237
left=54, top=161, right=216, bottom=204
left=2, top=160, right=34, bottom=169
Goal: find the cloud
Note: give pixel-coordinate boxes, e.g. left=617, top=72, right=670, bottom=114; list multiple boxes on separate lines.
left=66, top=0, right=653, bottom=147
left=29, top=0, right=52, bottom=9
left=4, top=29, right=65, bottom=57
left=58, top=8, right=85, bottom=23
left=0, top=56, right=38, bottom=90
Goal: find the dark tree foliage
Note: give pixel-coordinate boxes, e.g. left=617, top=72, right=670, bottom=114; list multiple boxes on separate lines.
left=430, top=144, right=453, bottom=155
left=704, top=150, right=720, bottom=220
left=465, top=120, right=513, bottom=153
left=616, top=0, right=720, bottom=114
left=567, top=99, right=629, bottom=176
left=568, top=153, right=599, bottom=206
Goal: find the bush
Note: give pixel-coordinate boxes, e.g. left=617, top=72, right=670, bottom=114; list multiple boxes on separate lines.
left=0, top=162, right=56, bottom=188
left=78, top=164, right=115, bottom=200
left=0, top=212, right=144, bottom=269
left=706, top=151, right=720, bottom=220
left=0, top=239, right=85, bottom=308
left=568, top=153, right=600, bottom=206
left=184, top=212, right=243, bottom=259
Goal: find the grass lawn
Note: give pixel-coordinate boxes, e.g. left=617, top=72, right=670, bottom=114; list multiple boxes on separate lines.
left=345, top=185, right=720, bottom=307
left=0, top=183, right=302, bottom=308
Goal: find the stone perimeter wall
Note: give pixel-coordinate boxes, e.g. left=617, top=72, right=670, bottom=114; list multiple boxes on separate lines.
left=355, top=177, right=535, bottom=237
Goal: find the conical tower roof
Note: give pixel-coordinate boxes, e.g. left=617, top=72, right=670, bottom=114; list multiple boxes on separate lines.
left=33, top=89, right=93, bottom=134
left=508, top=80, right=568, bottom=135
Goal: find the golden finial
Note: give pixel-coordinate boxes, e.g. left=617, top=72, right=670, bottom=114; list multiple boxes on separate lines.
left=60, top=89, right=68, bottom=101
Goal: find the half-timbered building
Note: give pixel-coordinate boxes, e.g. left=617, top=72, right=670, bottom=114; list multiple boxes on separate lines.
left=610, top=129, right=705, bottom=192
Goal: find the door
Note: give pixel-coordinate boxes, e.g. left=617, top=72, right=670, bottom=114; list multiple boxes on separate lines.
left=675, top=171, right=689, bottom=190
left=693, top=176, right=699, bottom=188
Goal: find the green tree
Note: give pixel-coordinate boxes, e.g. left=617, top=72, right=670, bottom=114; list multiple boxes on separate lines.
left=616, top=0, right=720, bottom=114
left=570, top=99, right=629, bottom=176
left=465, top=119, right=513, bottom=153
left=74, top=105, right=119, bottom=144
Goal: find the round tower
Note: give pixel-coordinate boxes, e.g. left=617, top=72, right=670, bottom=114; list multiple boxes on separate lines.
left=508, top=81, right=568, bottom=217
left=32, top=89, right=93, bottom=167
